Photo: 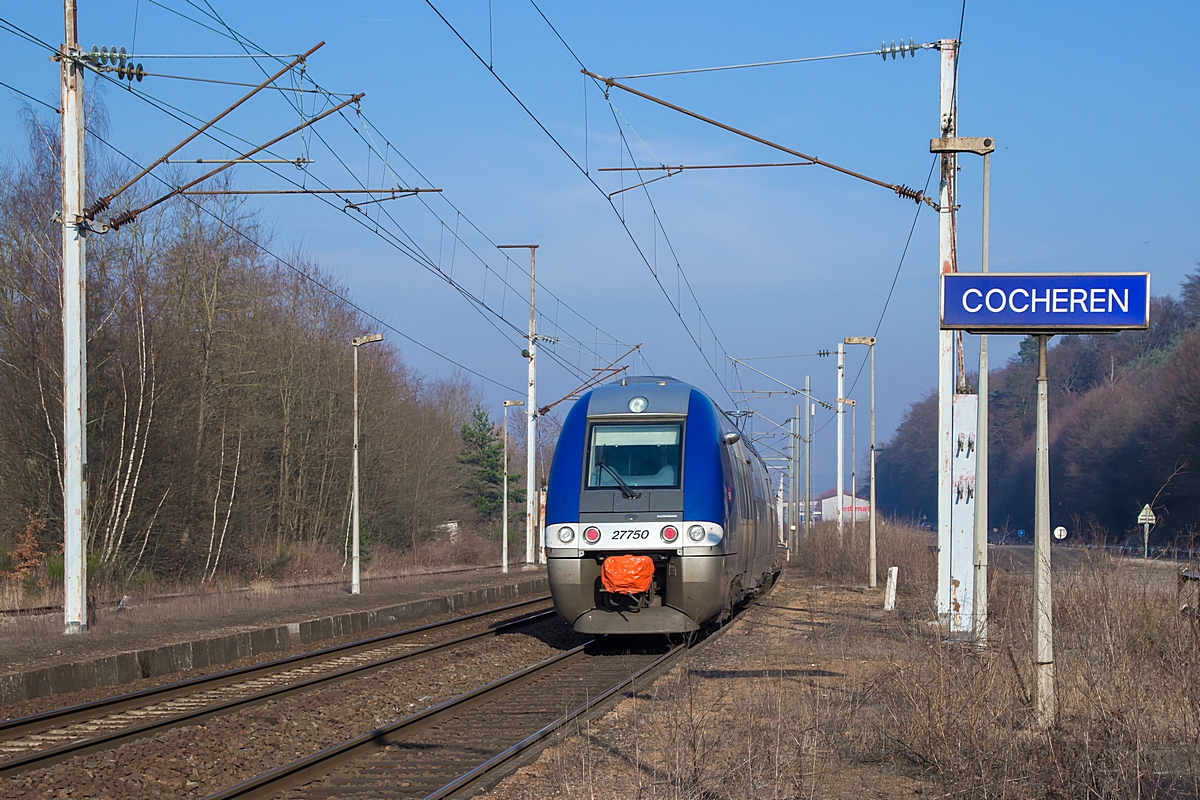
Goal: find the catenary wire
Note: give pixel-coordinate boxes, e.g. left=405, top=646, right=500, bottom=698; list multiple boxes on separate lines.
left=0, top=60, right=527, bottom=395
left=428, top=0, right=738, bottom=405
left=162, top=0, right=632, bottom=379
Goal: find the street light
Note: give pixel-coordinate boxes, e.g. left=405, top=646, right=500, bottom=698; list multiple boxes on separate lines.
left=845, top=336, right=877, bottom=588
left=930, top=135, right=995, bottom=644
left=501, top=400, right=525, bottom=574
left=350, top=332, right=383, bottom=595
left=497, top=244, right=539, bottom=568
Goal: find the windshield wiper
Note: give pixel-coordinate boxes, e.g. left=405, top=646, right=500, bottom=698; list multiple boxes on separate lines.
left=598, top=461, right=642, bottom=500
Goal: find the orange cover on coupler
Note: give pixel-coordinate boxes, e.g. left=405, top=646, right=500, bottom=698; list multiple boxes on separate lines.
left=600, top=554, right=655, bottom=595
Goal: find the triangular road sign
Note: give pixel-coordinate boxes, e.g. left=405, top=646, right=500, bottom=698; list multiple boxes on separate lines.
left=1137, top=504, right=1156, bottom=525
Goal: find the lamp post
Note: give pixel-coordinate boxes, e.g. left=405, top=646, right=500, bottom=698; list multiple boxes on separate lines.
left=498, top=244, right=539, bottom=568
left=929, top=135, right=995, bottom=642
left=836, top=397, right=858, bottom=545
left=845, top=337, right=877, bottom=588
left=350, top=333, right=383, bottom=595
left=836, top=342, right=845, bottom=544
left=501, top=400, right=524, bottom=573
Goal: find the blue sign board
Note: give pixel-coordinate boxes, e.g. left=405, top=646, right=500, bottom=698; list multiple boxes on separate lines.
left=1018, top=529, right=1025, bottom=537
left=941, top=272, right=1150, bottom=333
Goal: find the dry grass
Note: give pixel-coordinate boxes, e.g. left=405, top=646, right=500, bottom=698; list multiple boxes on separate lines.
left=494, top=523, right=1200, bottom=800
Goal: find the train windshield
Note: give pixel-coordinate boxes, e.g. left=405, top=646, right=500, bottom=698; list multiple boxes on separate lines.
left=587, top=423, right=682, bottom=489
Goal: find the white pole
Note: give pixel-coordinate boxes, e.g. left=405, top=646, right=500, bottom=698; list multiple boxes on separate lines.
left=851, top=400, right=857, bottom=544
left=936, top=38, right=959, bottom=624
left=526, top=248, right=537, bottom=567
left=973, top=151, right=991, bottom=644
left=836, top=342, right=845, bottom=544
left=62, top=0, right=88, bottom=634
left=1033, top=334, right=1055, bottom=727
left=869, top=342, right=877, bottom=588
left=351, top=344, right=361, bottom=595
left=804, top=375, right=811, bottom=536
left=502, top=404, right=509, bottom=574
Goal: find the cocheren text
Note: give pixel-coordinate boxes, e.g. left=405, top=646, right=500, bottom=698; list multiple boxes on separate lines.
left=960, top=287, right=1129, bottom=315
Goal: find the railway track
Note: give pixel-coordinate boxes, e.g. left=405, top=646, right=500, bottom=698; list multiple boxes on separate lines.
left=0, top=595, right=553, bottom=776
left=205, top=638, right=685, bottom=800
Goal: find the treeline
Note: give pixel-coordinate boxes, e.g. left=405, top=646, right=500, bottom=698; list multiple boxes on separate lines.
left=877, top=270, right=1200, bottom=543
left=0, top=111, right=515, bottom=584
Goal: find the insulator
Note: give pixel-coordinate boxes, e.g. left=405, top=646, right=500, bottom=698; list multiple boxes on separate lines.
left=118, top=46, right=126, bottom=63
left=84, top=196, right=111, bottom=220
left=109, top=209, right=136, bottom=230
left=135, top=64, right=144, bottom=82
left=880, top=41, right=886, bottom=61
left=89, top=45, right=99, bottom=62
left=99, top=45, right=109, bottom=64
left=893, top=184, right=924, bottom=204
left=116, top=63, right=126, bottom=80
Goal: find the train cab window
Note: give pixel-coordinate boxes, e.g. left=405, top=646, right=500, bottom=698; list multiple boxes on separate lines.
left=587, top=423, right=682, bottom=489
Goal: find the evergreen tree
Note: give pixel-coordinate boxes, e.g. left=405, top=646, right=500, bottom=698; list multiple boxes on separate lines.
left=458, top=404, right=524, bottom=519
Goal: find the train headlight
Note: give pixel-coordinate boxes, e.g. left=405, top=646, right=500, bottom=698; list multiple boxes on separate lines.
left=557, top=526, right=575, bottom=543
left=660, top=525, right=679, bottom=543
left=583, top=526, right=601, bottom=544
left=628, top=396, right=648, bottom=413
left=687, top=525, right=706, bottom=542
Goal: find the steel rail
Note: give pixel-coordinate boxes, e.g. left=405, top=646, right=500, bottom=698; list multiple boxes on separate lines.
left=426, top=642, right=686, bottom=799
left=0, top=600, right=553, bottom=776
left=203, top=641, right=685, bottom=800
left=204, top=640, right=689, bottom=800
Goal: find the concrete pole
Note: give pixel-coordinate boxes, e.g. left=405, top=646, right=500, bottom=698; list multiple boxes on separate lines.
left=1033, top=334, right=1055, bottom=727
left=973, top=151, right=991, bottom=644
left=868, top=342, right=877, bottom=588
left=501, top=403, right=511, bottom=573
left=787, top=412, right=796, bottom=559
left=793, top=404, right=801, bottom=550
left=349, top=334, right=381, bottom=594
left=836, top=342, right=845, bottom=544
left=804, top=375, right=812, bottom=536
left=61, top=0, right=88, bottom=634
left=525, top=248, right=537, bottom=566
left=936, top=39, right=959, bottom=623
left=851, top=401, right=857, bottom=544
left=351, top=344, right=361, bottom=595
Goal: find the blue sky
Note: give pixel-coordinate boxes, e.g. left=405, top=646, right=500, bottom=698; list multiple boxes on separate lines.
left=2, top=1, right=1197, bottom=494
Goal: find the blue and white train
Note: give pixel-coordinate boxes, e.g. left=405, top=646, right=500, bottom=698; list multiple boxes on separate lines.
left=543, top=376, right=779, bottom=634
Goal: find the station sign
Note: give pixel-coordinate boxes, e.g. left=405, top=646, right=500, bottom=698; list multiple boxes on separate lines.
left=941, top=272, right=1150, bottom=334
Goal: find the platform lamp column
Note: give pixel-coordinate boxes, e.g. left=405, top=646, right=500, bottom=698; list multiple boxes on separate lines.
left=929, top=134, right=996, bottom=641
left=976, top=145, right=992, bottom=644
left=836, top=342, right=845, bottom=545
left=804, top=374, right=812, bottom=537
left=845, top=337, right=877, bottom=588
left=498, top=244, right=539, bottom=567
left=350, top=333, right=383, bottom=595
left=849, top=399, right=857, bottom=543
left=501, top=400, right=524, bottom=574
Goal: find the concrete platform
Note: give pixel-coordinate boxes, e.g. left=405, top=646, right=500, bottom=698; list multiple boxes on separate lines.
left=0, top=575, right=547, bottom=706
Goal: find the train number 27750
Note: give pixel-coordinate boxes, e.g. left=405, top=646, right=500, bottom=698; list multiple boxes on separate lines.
left=610, top=529, right=650, bottom=540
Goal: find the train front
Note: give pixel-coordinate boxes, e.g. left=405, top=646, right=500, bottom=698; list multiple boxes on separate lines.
left=544, top=376, right=733, bottom=634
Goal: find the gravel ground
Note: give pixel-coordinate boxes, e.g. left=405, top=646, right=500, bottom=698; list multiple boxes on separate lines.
left=2, top=616, right=587, bottom=799
left=0, top=566, right=546, bottom=676
left=0, top=593, right=552, bottom=723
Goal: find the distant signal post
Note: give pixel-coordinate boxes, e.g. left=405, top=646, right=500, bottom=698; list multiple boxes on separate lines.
left=941, top=270, right=1150, bottom=729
